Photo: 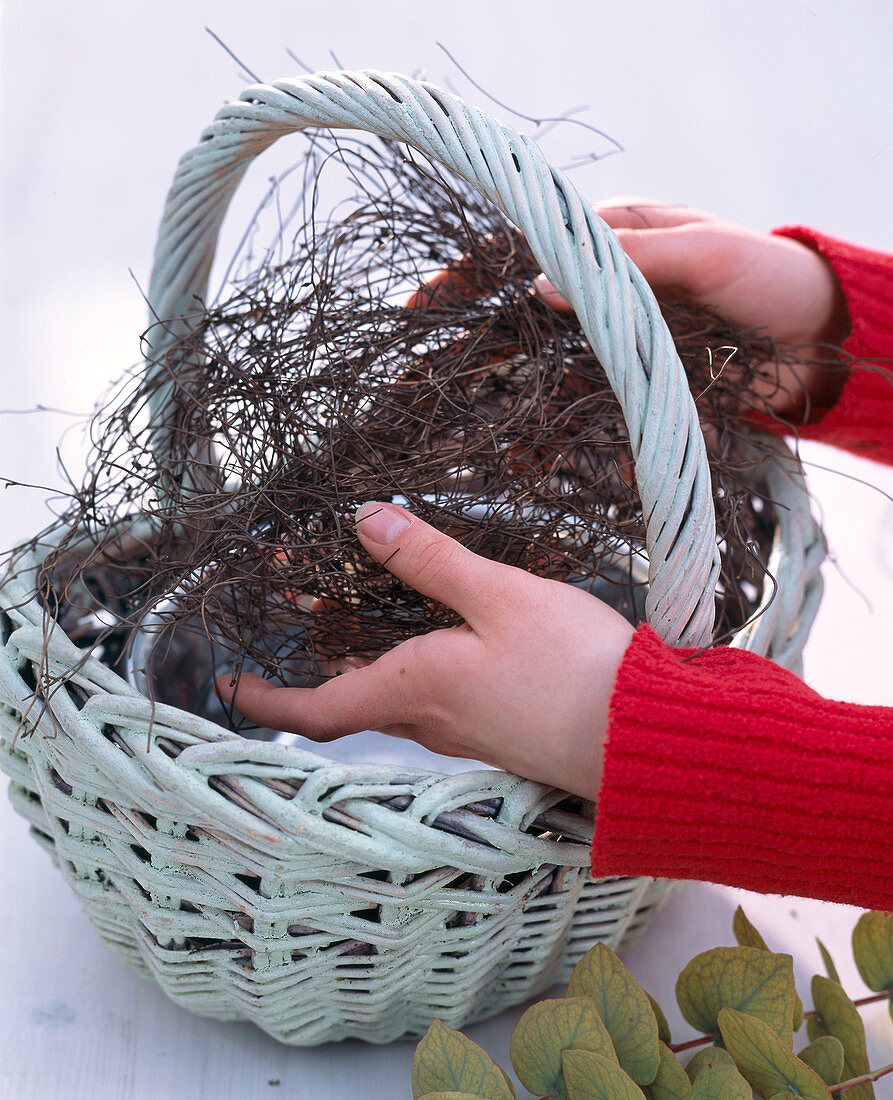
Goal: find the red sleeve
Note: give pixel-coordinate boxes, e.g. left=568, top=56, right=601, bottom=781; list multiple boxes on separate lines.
left=590, top=231, right=893, bottom=909
left=591, top=626, right=893, bottom=911
left=770, top=227, right=893, bottom=465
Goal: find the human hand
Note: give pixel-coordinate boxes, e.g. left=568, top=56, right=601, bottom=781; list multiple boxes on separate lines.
left=534, top=198, right=852, bottom=422
left=216, top=502, right=635, bottom=798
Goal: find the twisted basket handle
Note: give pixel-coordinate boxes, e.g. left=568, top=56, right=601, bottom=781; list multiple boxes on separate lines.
left=146, top=70, right=720, bottom=647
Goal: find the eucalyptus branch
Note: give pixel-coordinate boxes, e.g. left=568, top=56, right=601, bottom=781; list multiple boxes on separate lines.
left=669, top=1032, right=719, bottom=1053
left=669, top=990, right=889, bottom=1052
left=829, top=1059, right=893, bottom=1094
left=410, top=910, right=893, bottom=1099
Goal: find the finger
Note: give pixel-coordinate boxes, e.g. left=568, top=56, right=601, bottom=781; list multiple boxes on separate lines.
left=594, top=196, right=717, bottom=231
left=532, top=273, right=572, bottom=312
left=353, top=502, right=518, bottom=630
left=609, top=225, right=724, bottom=297
left=404, top=260, right=491, bottom=309
left=538, top=226, right=724, bottom=301
left=617, top=445, right=636, bottom=489
left=216, top=662, right=406, bottom=741
left=308, top=594, right=349, bottom=620
left=323, top=654, right=372, bottom=676
left=533, top=218, right=720, bottom=313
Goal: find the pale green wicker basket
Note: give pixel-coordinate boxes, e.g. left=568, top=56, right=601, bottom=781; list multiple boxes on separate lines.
left=0, top=71, right=825, bottom=1045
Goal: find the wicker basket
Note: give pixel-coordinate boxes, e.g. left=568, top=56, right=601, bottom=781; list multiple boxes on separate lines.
left=0, top=71, right=826, bottom=1045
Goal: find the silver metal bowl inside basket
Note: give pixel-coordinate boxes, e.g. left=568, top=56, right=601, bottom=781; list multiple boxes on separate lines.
left=125, top=593, right=322, bottom=740
left=124, top=519, right=650, bottom=770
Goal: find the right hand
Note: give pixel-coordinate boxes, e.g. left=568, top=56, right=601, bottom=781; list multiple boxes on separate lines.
left=535, top=198, right=851, bottom=423
left=218, top=502, right=634, bottom=799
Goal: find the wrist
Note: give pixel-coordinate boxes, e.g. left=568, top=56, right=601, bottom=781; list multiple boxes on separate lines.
left=766, top=230, right=851, bottom=424
left=556, top=612, right=635, bottom=799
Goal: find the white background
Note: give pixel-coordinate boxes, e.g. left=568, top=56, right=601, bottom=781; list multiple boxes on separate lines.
left=2, top=2, right=892, bottom=1097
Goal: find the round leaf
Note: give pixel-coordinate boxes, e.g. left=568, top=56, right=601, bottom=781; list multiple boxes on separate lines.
left=806, top=1014, right=830, bottom=1045
left=852, top=911, right=893, bottom=993
left=810, top=975, right=874, bottom=1100
left=412, top=1020, right=516, bottom=1100
left=561, top=1049, right=646, bottom=1100
left=418, top=1094, right=491, bottom=1099
left=566, top=943, right=660, bottom=1084
left=684, top=1046, right=736, bottom=1083
left=676, top=947, right=795, bottom=1044
left=732, top=907, right=804, bottom=1030
left=642, top=1043, right=691, bottom=1099
left=798, top=1035, right=844, bottom=1086
left=689, top=1063, right=751, bottom=1100
left=717, top=1007, right=831, bottom=1100
left=509, top=996, right=615, bottom=1096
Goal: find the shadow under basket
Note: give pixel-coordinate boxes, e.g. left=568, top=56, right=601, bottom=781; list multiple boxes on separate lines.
left=0, top=68, right=826, bottom=1045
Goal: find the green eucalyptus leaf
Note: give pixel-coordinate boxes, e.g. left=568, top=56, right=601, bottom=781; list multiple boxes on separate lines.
left=689, top=1062, right=751, bottom=1100
left=717, top=1007, right=831, bottom=1099
left=805, top=1014, right=830, bottom=1045
left=767, top=1092, right=806, bottom=1099
left=417, top=1094, right=490, bottom=1099
left=509, top=996, right=615, bottom=1098
left=561, top=1049, right=646, bottom=1100
left=732, top=905, right=769, bottom=951
left=852, top=911, right=893, bottom=994
left=647, top=993, right=673, bottom=1046
left=566, top=943, right=660, bottom=1085
left=811, top=975, right=875, bottom=1100
left=815, top=938, right=841, bottom=985
left=676, top=947, right=796, bottom=1045
left=798, top=1035, right=845, bottom=1086
left=412, top=1020, right=515, bottom=1100
left=641, top=1043, right=691, bottom=1099
left=684, top=1046, right=736, bottom=1083
left=732, top=907, right=805, bottom=1030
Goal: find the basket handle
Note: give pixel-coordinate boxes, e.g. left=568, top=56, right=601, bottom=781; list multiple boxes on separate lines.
left=145, top=70, right=720, bottom=647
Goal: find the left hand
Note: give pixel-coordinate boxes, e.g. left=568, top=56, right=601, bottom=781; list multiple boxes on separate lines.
left=216, top=502, right=635, bottom=798
left=535, top=197, right=851, bottom=422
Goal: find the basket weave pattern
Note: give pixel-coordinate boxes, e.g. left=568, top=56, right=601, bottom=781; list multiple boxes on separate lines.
left=1, top=578, right=667, bottom=1041
left=0, top=71, right=825, bottom=1043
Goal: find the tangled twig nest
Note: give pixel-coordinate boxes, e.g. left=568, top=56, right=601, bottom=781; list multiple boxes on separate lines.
left=33, top=135, right=789, bottom=720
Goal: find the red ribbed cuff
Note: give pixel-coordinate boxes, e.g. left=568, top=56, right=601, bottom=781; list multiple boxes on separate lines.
left=770, top=226, right=893, bottom=464
left=592, top=625, right=893, bottom=910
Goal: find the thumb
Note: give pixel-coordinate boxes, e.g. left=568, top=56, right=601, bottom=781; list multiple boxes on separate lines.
left=353, top=502, right=510, bottom=630
left=533, top=272, right=572, bottom=312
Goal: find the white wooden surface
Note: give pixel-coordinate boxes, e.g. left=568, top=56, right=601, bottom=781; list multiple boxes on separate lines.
left=2, top=3, right=893, bottom=1097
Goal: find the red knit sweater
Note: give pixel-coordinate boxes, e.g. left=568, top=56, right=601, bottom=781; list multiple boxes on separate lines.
left=591, top=228, right=893, bottom=911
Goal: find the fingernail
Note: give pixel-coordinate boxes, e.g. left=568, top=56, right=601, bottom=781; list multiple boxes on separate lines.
left=533, top=273, right=569, bottom=309
left=354, top=502, right=412, bottom=544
